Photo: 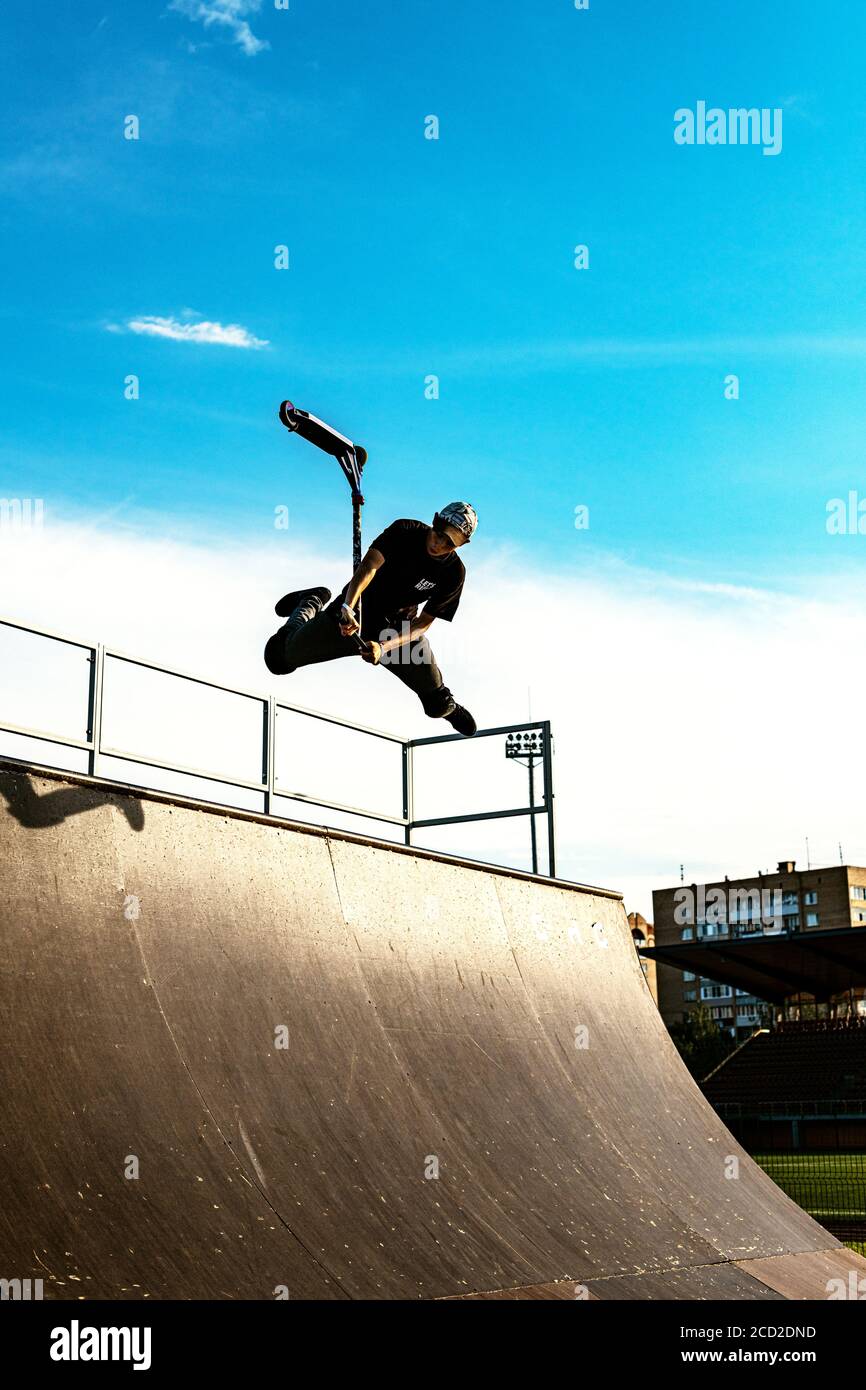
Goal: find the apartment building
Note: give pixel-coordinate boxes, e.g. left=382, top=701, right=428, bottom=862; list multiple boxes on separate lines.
left=628, top=911, right=657, bottom=1006
left=652, top=859, right=866, bottom=1036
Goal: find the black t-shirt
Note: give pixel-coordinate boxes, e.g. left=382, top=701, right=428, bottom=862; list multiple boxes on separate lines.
left=344, top=518, right=465, bottom=623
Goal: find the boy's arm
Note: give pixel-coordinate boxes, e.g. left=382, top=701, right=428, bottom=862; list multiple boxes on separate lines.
left=375, top=611, right=435, bottom=658
left=339, top=547, right=385, bottom=633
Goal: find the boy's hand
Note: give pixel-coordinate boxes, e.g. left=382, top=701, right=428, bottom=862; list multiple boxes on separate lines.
left=339, top=603, right=360, bottom=637
left=361, top=640, right=382, bottom=665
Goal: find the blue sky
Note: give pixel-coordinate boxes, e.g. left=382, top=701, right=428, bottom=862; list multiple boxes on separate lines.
left=3, top=0, right=866, bottom=585
left=6, top=2, right=866, bottom=903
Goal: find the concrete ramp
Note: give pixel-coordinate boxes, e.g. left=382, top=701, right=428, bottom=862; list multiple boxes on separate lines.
left=0, top=762, right=861, bottom=1300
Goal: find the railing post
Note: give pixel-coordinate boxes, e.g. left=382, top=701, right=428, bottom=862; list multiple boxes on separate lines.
left=528, top=755, right=539, bottom=875
left=263, top=695, right=276, bottom=816
left=86, top=644, right=105, bottom=778
left=402, top=741, right=414, bottom=847
left=542, top=720, right=556, bottom=878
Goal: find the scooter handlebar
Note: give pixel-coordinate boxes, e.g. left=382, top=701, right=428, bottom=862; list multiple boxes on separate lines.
left=278, top=400, right=359, bottom=460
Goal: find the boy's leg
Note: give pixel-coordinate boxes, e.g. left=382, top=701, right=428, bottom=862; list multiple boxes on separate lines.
left=380, top=635, right=454, bottom=716
left=264, top=598, right=355, bottom=675
left=380, top=636, right=475, bottom=733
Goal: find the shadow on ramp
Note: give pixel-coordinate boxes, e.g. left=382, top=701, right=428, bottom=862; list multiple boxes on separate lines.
left=0, top=768, right=145, bottom=830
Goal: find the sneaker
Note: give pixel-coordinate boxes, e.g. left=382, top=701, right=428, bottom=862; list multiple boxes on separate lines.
left=275, top=585, right=331, bottom=618
left=265, top=587, right=332, bottom=675
left=445, top=704, right=477, bottom=737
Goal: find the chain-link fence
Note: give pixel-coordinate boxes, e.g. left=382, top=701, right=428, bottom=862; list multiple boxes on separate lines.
left=715, top=1103, right=866, bottom=1243
left=750, top=1151, right=866, bottom=1244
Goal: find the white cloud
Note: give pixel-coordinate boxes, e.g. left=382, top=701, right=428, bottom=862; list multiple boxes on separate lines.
left=285, top=332, right=866, bottom=382
left=437, top=332, right=866, bottom=375
left=2, top=515, right=866, bottom=923
left=121, top=315, right=268, bottom=349
left=168, top=0, right=269, bottom=57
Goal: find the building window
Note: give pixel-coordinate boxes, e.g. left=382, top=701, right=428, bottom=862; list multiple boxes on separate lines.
left=701, top=984, right=732, bottom=1000
left=851, top=886, right=866, bottom=901
left=806, top=912, right=819, bottom=927
left=804, top=890, right=817, bottom=905
left=681, top=928, right=693, bottom=941
left=683, top=989, right=696, bottom=1002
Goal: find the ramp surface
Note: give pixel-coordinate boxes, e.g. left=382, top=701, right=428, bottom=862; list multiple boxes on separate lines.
left=0, top=763, right=860, bottom=1300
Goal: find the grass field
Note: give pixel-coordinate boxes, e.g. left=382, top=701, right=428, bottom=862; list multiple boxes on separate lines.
left=753, top=1152, right=866, bottom=1249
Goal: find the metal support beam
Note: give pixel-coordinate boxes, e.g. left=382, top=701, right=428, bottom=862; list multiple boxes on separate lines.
left=87, top=644, right=105, bottom=779
left=263, top=696, right=276, bottom=816
left=542, top=720, right=556, bottom=878
left=402, top=742, right=414, bottom=848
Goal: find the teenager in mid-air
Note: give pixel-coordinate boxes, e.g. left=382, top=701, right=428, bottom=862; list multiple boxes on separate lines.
left=264, top=502, right=478, bottom=736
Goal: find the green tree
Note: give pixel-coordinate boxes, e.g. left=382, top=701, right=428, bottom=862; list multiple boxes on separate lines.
left=668, top=1006, right=738, bottom=1081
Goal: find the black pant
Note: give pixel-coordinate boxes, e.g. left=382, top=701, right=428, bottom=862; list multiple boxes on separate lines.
left=268, top=602, right=456, bottom=719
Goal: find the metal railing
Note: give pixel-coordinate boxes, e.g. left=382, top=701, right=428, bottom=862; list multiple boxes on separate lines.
left=715, top=1100, right=866, bottom=1121
left=0, top=615, right=556, bottom=875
